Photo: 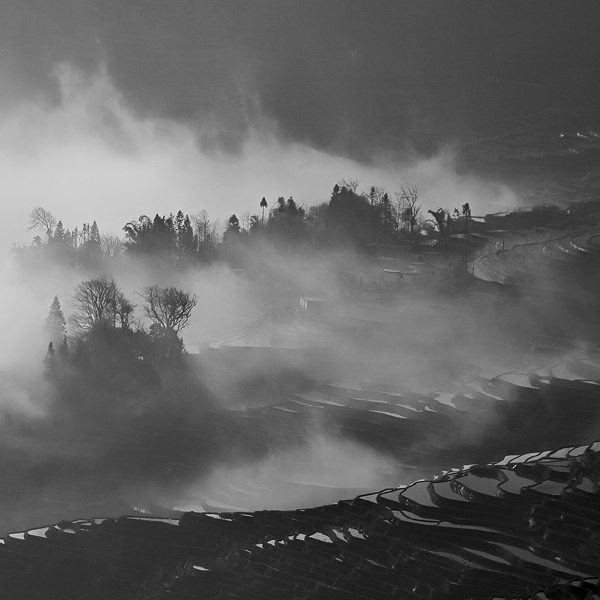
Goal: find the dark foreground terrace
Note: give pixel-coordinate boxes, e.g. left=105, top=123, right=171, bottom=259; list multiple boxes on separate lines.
left=1, top=443, right=599, bottom=599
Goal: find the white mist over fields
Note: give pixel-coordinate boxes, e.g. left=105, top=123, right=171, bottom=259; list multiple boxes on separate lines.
left=0, top=61, right=529, bottom=533
left=0, top=60, right=520, bottom=376
left=0, top=64, right=517, bottom=255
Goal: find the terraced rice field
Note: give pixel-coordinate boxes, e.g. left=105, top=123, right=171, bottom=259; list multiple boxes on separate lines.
left=1, top=341, right=599, bottom=599
left=472, top=228, right=600, bottom=292
left=2, top=442, right=598, bottom=599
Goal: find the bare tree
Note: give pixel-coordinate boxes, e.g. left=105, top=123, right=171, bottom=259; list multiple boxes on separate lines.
left=138, top=285, right=198, bottom=333
left=100, top=234, right=124, bottom=258
left=240, top=211, right=252, bottom=231
left=369, top=185, right=387, bottom=206
left=193, top=210, right=217, bottom=247
left=339, top=178, right=360, bottom=193
left=396, top=184, right=422, bottom=235
left=113, top=291, right=135, bottom=329
left=28, top=207, right=57, bottom=238
left=72, top=276, right=133, bottom=330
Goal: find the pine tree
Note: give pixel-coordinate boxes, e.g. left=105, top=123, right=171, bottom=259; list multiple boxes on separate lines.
left=260, top=197, right=268, bottom=227
left=90, top=221, right=101, bottom=244
left=43, top=342, right=57, bottom=377
left=57, top=334, right=69, bottom=362
left=45, top=296, right=66, bottom=346
left=53, top=220, right=65, bottom=241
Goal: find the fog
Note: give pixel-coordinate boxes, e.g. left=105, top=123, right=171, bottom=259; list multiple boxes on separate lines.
left=0, top=63, right=519, bottom=254
left=0, top=4, right=598, bottom=542
left=4, top=2, right=599, bottom=159
left=173, top=434, right=401, bottom=513
left=0, top=109, right=589, bottom=532
left=1, top=209, right=596, bottom=535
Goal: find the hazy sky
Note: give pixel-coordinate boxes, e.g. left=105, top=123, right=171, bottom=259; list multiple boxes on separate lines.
left=1, top=1, right=599, bottom=245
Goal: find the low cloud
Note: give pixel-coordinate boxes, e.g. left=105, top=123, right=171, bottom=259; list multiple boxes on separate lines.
left=172, top=433, right=400, bottom=513
left=0, top=63, right=519, bottom=256
left=0, top=60, right=527, bottom=534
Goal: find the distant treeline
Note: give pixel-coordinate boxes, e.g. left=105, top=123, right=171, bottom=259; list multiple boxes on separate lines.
left=13, top=182, right=472, bottom=271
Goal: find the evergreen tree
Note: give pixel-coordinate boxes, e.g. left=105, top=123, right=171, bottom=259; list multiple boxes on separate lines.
left=177, top=213, right=195, bottom=257
left=53, top=220, right=65, bottom=241
left=260, top=197, right=268, bottom=227
left=43, top=342, right=57, bottom=377
left=462, top=202, right=472, bottom=234
left=379, top=193, right=395, bottom=241
left=327, top=184, right=377, bottom=247
left=45, top=296, right=67, bottom=346
left=90, top=221, right=101, bottom=244
left=57, top=335, right=69, bottom=362
left=48, top=220, right=71, bottom=262
left=267, top=196, right=307, bottom=248
left=224, top=214, right=241, bottom=237
left=123, top=214, right=176, bottom=259
left=249, top=215, right=261, bottom=235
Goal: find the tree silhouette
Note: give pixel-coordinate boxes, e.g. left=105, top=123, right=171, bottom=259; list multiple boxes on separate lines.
left=462, top=202, right=472, bottom=234
left=260, top=197, right=268, bottom=227
left=396, top=184, right=422, bottom=236
left=28, top=207, right=56, bottom=239
left=327, top=184, right=377, bottom=247
left=193, top=210, right=218, bottom=261
left=138, top=285, right=198, bottom=333
left=43, top=342, right=57, bottom=378
left=45, top=296, right=66, bottom=346
left=100, top=234, right=124, bottom=259
left=225, top=214, right=240, bottom=235
left=267, top=196, right=307, bottom=247
left=123, top=214, right=176, bottom=258
left=428, top=208, right=450, bottom=239
left=90, top=221, right=101, bottom=244
left=72, top=276, right=133, bottom=331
